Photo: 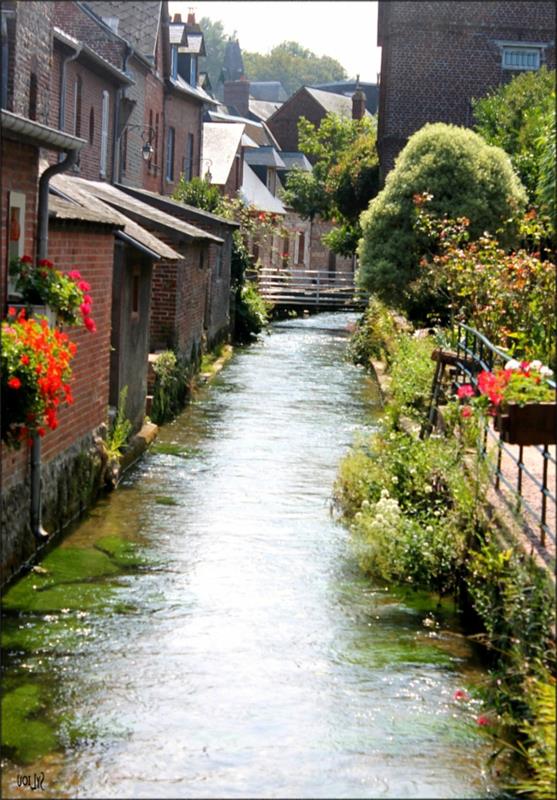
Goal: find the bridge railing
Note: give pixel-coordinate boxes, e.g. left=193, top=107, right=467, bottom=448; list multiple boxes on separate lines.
left=253, top=267, right=368, bottom=308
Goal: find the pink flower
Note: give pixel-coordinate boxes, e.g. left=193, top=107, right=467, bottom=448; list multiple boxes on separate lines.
left=84, top=317, right=97, bottom=333
left=68, top=270, right=82, bottom=280
left=453, top=689, right=469, bottom=701
left=77, top=280, right=91, bottom=292
left=476, top=715, right=490, bottom=727
left=457, top=384, right=474, bottom=399
left=8, top=306, right=16, bottom=317
left=460, top=406, right=472, bottom=419
left=80, top=302, right=92, bottom=316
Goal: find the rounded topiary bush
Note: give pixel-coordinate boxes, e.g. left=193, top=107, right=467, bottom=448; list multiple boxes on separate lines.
left=357, top=123, right=527, bottom=317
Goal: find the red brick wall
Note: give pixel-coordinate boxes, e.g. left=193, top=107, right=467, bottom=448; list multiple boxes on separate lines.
left=6, top=1, right=54, bottom=125
left=163, top=91, right=203, bottom=193
left=377, top=0, right=556, bottom=176
left=0, top=139, right=38, bottom=312
left=150, top=258, right=179, bottom=350
left=52, top=1, right=125, bottom=68
left=143, top=70, right=165, bottom=192
left=48, top=48, right=119, bottom=181
left=267, top=90, right=325, bottom=153
left=1, top=223, right=115, bottom=493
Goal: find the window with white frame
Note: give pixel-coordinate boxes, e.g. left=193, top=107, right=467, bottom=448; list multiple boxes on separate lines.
left=171, top=47, right=178, bottom=80
left=7, top=192, right=26, bottom=297
left=502, top=46, right=541, bottom=70
left=189, top=55, right=197, bottom=86
left=100, top=90, right=109, bottom=176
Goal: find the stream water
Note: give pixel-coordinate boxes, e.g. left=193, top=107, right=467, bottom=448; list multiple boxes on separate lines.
left=1, top=312, right=500, bottom=798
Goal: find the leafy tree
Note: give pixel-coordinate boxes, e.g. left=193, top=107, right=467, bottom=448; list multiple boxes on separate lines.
left=243, top=41, right=347, bottom=96
left=473, top=66, right=556, bottom=203
left=358, top=123, right=527, bottom=318
left=198, top=18, right=229, bottom=97
left=282, top=113, right=379, bottom=256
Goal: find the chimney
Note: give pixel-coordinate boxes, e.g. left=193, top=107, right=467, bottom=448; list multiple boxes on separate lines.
left=173, top=13, right=182, bottom=22
left=187, top=9, right=196, bottom=25
left=224, top=79, right=250, bottom=117
left=352, top=75, right=366, bottom=121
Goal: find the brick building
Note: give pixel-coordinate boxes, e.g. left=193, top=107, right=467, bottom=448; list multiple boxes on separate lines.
left=376, top=0, right=556, bottom=178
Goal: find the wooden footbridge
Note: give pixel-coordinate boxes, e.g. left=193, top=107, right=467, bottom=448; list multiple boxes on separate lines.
left=254, top=268, right=368, bottom=310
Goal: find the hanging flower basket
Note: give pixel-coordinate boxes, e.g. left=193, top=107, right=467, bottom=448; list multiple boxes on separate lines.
left=495, top=402, right=556, bottom=446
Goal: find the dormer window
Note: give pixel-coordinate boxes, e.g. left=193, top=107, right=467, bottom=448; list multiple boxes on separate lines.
left=189, top=55, right=197, bottom=86
left=171, top=46, right=178, bottom=80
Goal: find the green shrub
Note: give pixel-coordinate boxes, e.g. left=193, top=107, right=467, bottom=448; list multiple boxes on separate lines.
left=357, top=123, right=527, bottom=318
left=105, top=387, right=132, bottom=459
left=348, top=297, right=401, bottom=368
left=386, top=335, right=435, bottom=425
left=150, top=351, right=189, bottom=424
left=234, top=281, right=271, bottom=344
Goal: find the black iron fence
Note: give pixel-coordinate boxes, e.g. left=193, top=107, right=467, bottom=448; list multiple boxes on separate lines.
left=428, top=323, right=556, bottom=550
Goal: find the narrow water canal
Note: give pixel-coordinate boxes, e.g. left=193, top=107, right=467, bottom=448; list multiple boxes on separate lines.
left=2, top=313, right=499, bottom=798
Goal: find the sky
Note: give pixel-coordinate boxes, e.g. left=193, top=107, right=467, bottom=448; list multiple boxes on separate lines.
left=168, top=1, right=381, bottom=83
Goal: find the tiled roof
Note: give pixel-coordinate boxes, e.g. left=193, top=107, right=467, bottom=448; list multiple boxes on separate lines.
left=72, top=180, right=223, bottom=243
left=304, top=87, right=372, bottom=118
left=202, top=123, right=245, bottom=186
left=84, top=1, right=162, bottom=61
left=249, top=81, right=287, bottom=102
left=179, top=32, right=204, bottom=55
left=53, top=26, right=133, bottom=85
left=46, top=171, right=182, bottom=260
left=205, top=111, right=281, bottom=148
left=169, top=75, right=218, bottom=106
left=240, top=164, right=286, bottom=215
left=248, top=99, right=282, bottom=122
left=169, top=24, right=186, bottom=45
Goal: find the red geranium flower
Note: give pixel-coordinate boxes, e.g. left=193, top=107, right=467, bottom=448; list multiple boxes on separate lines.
left=8, top=377, right=22, bottom=389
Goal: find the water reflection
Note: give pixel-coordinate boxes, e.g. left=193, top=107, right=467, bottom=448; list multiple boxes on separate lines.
left=2, top=313, right=497, bottom=798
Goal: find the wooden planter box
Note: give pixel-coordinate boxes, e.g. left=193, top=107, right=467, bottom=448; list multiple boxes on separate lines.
left=495, top=402, right=556, bottom=446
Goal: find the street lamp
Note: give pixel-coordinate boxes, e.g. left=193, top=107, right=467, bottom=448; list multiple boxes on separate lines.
left=120, top=124, right=156, bottom=162
left=201, top=158, right=212, bottom=183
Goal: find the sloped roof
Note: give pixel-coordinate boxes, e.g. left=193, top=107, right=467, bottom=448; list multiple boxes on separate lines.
left=277, top=152, right=312, bottom=172
left=205, top=110, right=281, bottom=148
left=248, top=99, right=282, bottom=122
left=72, top=180, right=223, bottom=243
left=222, top=39, right=244, bottom=82
left=53, top=26, right=133, bottom=85
left=201, top=123, right=245, bottom=186
left=240, top=164, right=286, bottom=215
left=169, top=23, right=186, bottom=45
left=2, top=110, right=85, bottom=152
left=179, top=32, right=204, bottom=55
left=46, top=171, right=182, bottom=260
left=48, top=194, right=121, bottom=226
left=84, top=1, right=162, bottom=61
left=244, top=146, right=286, bottom=169
left=168, top=75, right=218, bottom=105
left=304, top=87, right=357, bottom=117
left=115, top=184, right=240, bottom=228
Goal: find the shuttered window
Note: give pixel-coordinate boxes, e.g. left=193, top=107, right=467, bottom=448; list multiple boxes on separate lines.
left=100, top=90, right=109, bottom=176
left=166, top=127, right=175, bottom=181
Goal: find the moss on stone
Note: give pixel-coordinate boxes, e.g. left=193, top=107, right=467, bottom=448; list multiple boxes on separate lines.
left=94, top=535, right=148, bottom=568
left=1, top=684, right=58, bottom=764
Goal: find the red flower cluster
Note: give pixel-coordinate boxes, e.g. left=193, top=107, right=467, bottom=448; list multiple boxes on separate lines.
left=477, top=369, right=511, bottom=407
left=2, top=308, right=77, bottom=446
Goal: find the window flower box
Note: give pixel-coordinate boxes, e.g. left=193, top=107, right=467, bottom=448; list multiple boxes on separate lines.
left=495, top=402, right=556, bottom=446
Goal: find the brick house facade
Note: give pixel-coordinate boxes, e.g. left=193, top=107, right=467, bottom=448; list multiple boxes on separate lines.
left=376, top=0, right=556, bottom=177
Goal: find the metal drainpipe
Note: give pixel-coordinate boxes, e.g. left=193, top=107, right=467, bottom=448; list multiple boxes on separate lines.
left=114, top=44, right=132, bottom=184
left=31, top=149, right=80, bottom=540
left=58, top=44, right=82, bottom=161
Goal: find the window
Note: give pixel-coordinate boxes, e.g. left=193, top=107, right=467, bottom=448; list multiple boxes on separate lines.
left=189, top=55, right=197, bottom=86
left=100, top=90, right=109, bottom=176
left=216, top=246, right=223, bottom=279
left=7, top=192, right=25, bottom=297
left=89, top=106, right=95, bottom=144
left=166, top=126, right=175, bottom=181
left=198, top=248, right=204, bottom=270
left=502, top=46, right=541, bottom=70
left=28, top=72, right=38, bottom=120
left=266, top=168, right=276, bottom=195
left=73, top=76, right=82, bottom=137
left=183, top=133, right=194, bottom=181
left=154, top=111, right=159, bottom=167
left=171, top=47, right=178, bottom=79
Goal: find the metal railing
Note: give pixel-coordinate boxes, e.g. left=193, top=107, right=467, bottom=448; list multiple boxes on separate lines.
left=437, top=323, right=556, bottom=549
left=254, top=268, right=368, bottom=309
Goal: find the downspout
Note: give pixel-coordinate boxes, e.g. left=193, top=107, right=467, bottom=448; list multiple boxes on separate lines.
left=114, top=44, right=133, bottom=184
left=58, top=43, right=82, bottom=161
left=31, top=149, right=79, bottom=540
